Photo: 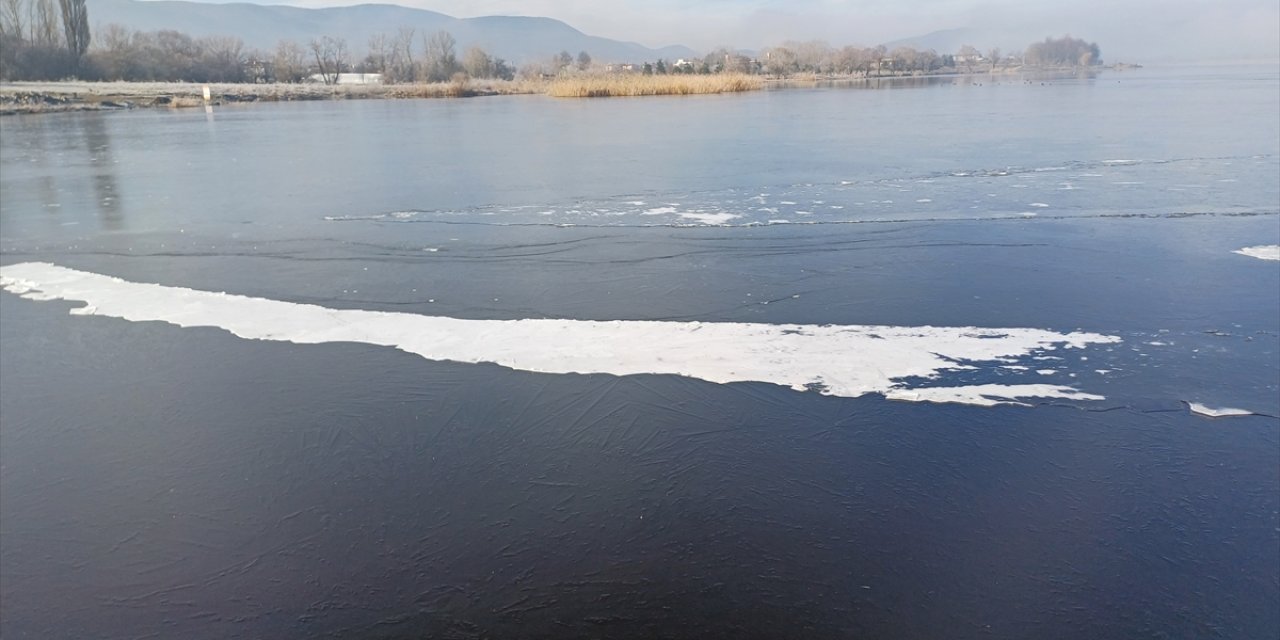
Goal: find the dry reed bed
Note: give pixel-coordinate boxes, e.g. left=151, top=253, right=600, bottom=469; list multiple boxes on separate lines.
left=547, top=73, right=762, bottom=97
left=385, top=79, right=546, bottom=98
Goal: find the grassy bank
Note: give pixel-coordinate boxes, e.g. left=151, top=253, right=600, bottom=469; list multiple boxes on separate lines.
left=547, top=73, right=762, bottom=97
left=0, top=79, right=544, bottom=114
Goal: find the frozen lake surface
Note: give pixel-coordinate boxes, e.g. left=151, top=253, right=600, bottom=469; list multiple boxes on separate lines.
left=1, top=66, right=1278, bottom=639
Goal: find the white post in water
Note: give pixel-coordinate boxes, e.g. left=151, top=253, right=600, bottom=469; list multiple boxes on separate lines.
left=203, top=85, right=213, bottom=115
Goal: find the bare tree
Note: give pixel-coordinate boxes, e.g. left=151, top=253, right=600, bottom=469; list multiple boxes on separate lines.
left=833, top=46, right=861, bottom=75
left=93, top=23, right=136, bottom=79
left=388, top=26, right=414, bottom=83
left=987, top=47, right=1001, bottom=71
left=154, top=29, right=198, bottom=79
left=761, top=46, right=796, bottom=76
left=421, top=30, right=457, bottom=82
left=32, top=0, right=56, bottom=44
left=462, top=45, right=493, bottom=79
left=273, top=39, right=305, bottom=82
left=788, top=40, right=833, bottom=74
left=575, top=50, right=591, bottom=71
left=916, top=48, right=942, bottom=73
left=364, top=32, right=389, bottom=75
left=517, top=61, right=545, bottom=80
left=553, top=50, right=571, bottom=71
left=957, top=44, right=980, bottom=73
left=308, top=35, right=346, bottom=84
left=1025, top=36, right=1100, bottom=67
left=57, top=0, right=88, bottom=71
left=1, top=0, right=24, bottom=39
left=200, top=35, right=244, bottom=82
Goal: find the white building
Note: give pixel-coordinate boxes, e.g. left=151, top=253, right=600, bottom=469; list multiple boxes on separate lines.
left=307, top=73, right=383, bottom=85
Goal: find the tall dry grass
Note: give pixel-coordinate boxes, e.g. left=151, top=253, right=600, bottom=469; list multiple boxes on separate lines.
left=1, top=73, right=761, bottom=115
left=547, top=73, right=762, bottom=97
left=385, top=78, right=546, bottom=99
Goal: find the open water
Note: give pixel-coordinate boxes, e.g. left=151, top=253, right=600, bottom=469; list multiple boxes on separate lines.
left=1, top=65, right=1278, bottom=638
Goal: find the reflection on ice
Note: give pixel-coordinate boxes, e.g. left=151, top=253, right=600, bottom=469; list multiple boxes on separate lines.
left=1, top=262, right=1121, bottom=408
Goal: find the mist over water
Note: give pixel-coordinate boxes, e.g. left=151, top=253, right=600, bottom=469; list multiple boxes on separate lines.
left=1, top=65, right=1278, bottom=639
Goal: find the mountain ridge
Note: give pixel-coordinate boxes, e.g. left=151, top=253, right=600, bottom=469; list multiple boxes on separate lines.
left=89, top=0, right=698, bottom=64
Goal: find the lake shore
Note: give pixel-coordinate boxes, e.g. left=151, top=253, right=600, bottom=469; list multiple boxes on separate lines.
left=0, top=75, right=767, bottom=114
left=0, top=79, right=545, bottom=115
left=0, top=66, right=1125, bottom=115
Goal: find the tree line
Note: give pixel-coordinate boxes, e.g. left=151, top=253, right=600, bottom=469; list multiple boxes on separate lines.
left=0, top=0, right=1103, bottom=84
left=1025, top=35, right=1102, bottom=67
left=2, top=1, right=521, bottom=84
left=628, top=36, right=1099, bottom=78
left=0, top=0, right=89, bottom=79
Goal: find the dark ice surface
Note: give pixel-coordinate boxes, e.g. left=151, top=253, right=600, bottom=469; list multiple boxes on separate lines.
left=2, top=65, right=1278, bottom=639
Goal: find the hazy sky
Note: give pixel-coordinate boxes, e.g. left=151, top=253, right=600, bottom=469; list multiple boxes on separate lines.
left=252, top=0, right=1278, bottom=60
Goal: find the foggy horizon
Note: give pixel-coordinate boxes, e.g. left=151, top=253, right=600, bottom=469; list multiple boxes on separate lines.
left=162, top=0, right=1280, bottom=62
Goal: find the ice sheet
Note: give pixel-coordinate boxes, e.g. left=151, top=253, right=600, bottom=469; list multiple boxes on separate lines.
left=1233, top=245, right=1280, bottom=261
left=884, top=384, right=1104, bottom=407
left=1, top=263, right=1122, bottom=407
left=676, top=212, right=741, bottom=225
left=1185, top=402, right=1258, bottom=418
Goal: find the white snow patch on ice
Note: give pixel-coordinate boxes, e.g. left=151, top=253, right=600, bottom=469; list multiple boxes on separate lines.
left=643, top=207, right=677, bottom=215
left=0, top=263, right=1121, bottom=407
left=1186, top=402, right=1258, bottom=418
left=1233, top=245, right=1280, bottom=261
left=324, top=214, right=387, bottom=221
left=1029, top=202, right=1050, bottom=208
left=885, top=384, right=1105, bottom=407
left=677, top=212, right=741, bottom=225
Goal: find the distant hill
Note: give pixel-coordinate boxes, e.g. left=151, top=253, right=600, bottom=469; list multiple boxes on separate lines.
left=89, top=0, right=697, bottom=64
